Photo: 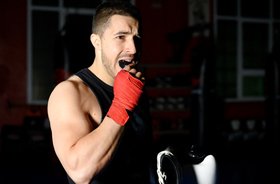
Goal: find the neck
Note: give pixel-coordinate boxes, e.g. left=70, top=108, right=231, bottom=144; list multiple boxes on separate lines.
left=88, top=60, right=114, bottom=86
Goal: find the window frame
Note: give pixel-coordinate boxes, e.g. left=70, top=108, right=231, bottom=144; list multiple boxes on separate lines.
left=27, top=0, right=102, bottom=104
left=213, top=0, right=280, bottom=102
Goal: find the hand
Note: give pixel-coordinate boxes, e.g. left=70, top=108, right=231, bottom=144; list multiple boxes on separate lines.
left=107, top=69, right=144, bottom=126
left=122, top=63, right=145, bottom=81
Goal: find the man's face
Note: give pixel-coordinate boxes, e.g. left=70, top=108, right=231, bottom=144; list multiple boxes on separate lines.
left=100, top=15, right=141, bottom=78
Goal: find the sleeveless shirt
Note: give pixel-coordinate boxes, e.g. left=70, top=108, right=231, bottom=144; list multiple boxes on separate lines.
left=67, top=68, right=153, bottom=184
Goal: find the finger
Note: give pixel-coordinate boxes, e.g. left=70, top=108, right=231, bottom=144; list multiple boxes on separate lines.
left=122, top=65, right=131, bottom=71
left=134, top=71, right=142, bottom=78
left=129, top=68, right=137, bottom=74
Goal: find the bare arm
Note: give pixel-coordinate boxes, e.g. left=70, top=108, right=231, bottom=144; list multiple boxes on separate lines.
left=47, top=79, right=124, bottom=184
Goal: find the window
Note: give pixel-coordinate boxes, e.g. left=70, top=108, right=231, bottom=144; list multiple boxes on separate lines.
left=27, top=0, right=103, bottom=104
left=214, top=0, right=280, bottom=101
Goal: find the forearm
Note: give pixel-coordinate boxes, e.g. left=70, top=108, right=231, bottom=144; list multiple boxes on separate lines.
left=60, top=117, right=124, bottom=184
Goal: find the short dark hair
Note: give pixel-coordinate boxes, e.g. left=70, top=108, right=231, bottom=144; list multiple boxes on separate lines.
left=92, top=1, right=142, bottom=36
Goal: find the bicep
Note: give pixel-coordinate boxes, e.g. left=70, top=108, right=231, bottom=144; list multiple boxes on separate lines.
left=47, top=82, right=93, bottom=163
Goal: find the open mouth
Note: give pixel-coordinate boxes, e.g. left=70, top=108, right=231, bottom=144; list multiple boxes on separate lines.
left=119, top=60, right=138, bottom=68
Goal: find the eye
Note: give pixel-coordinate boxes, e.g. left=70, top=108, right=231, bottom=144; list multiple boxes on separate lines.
left=116, top=35, right=125, bottom=40
left=134, top=36, right=141, bottom=46
left=134, top=35, right=141, bottom=42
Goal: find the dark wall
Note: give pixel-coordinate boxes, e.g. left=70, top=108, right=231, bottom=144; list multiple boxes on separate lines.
left=137, top=0, right=190, bottom=65
left=0, top=0, right=28, bottom=127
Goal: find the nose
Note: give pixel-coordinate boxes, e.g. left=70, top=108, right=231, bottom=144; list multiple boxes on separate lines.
left=126, top=38, right=136, bottom=54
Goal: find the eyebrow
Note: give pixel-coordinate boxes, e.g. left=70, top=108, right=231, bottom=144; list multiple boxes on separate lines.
left=115, top=31, right=141, bottom=38
left=115, top=31, right=130, bottom=35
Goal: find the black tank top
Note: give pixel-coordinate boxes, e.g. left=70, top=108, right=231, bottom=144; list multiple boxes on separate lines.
left=67, top=68, right=153, bottom=184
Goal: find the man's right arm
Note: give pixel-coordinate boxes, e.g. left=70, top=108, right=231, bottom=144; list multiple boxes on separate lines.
left=47, top=68, right=145, bottom=184
left=47, top=79, right=124, bottom=184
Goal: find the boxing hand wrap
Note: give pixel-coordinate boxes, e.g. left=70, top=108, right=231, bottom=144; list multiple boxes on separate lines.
left=107, top=70, right=144, bottom=126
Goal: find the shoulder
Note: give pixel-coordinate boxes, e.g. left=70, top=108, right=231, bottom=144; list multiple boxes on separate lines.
left=47, top=75, right=101, bottom=125
left=48, top=75, right=83, bottom=103
left=47, top=75, right=94, bottom=116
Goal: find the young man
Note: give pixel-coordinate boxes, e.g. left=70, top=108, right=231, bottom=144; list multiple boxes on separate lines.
left=47, top=2, right=154, bottom=184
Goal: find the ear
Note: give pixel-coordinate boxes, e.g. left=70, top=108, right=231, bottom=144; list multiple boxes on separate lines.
left=90, top=33, right=101, bottom=50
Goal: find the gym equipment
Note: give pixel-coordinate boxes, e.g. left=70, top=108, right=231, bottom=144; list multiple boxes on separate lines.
left=156, top=146, right=217, bottom=184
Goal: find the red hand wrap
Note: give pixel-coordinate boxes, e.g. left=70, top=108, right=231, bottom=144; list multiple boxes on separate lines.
left=107, top=70, right=144, bottom=126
